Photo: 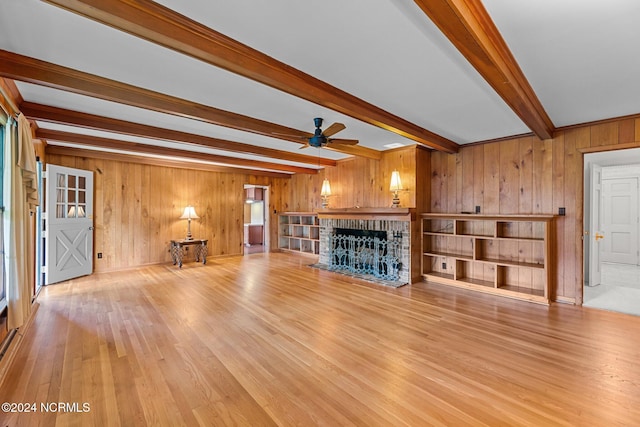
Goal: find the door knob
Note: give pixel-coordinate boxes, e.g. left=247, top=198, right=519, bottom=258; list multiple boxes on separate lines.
left=595, top=232, right=604, bottom=241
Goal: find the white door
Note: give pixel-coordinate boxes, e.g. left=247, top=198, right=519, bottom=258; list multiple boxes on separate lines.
left=588, top=164, right=603, bottom=286
left=45, top=165, right=94, bottom=284
left=601, top=177, right=639, bottom=265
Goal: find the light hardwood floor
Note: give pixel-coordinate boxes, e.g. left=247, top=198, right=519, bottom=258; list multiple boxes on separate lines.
left=1, top=252, right=640, bottom=426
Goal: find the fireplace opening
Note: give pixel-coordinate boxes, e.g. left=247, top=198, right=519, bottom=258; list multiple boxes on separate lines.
left=329, top=228, right=401, bottom=281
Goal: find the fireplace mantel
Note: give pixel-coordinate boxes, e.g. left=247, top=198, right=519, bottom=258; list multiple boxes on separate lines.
left=317, top=207, right=415, bottom=221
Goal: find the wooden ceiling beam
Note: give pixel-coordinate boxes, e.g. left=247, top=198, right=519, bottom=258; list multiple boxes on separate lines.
left=0, top=50, right=307, bottom=142
left=0, top=49, right=380, bottom=160
left=41, top=0, right=458, bottom=154
left=37, top=129, right=318, bottom=175
left=21, top=102, right=336, bottom=167
left=413, top=0, right=554, bottom=140
left=45, top=145, right=292, bottom=178
left=0, top=78, right=22, bottom=116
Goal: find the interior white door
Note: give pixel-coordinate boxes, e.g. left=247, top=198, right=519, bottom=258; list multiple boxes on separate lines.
left=601, top=177, right=639, bottom=265
left=588, top=164, right=603, bottom=287
left=45, top=165, right=94, bottom=284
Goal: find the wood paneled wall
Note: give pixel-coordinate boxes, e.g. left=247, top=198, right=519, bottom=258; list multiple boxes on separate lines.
left=50, top=113, right=640, bottom=302
left=48, top=146, right=422, bottom=275
left=413, top=147, right=431, bottom=281
left=288, top=146, right=420, bottom=211
left=430, top=117, right=640, bottom=304
left=46, top=154, right=290, bottom=273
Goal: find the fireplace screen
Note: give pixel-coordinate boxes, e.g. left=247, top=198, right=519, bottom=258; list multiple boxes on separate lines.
left=328, top=229, right=402, bottom=281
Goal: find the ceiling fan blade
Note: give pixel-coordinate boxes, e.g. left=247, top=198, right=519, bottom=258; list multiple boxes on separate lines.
left=324, top=143, right=380, bottom=159
left=271, top=132, right=313, bottom=140
left=329, top=138, right=359, bottom=146
left=299, top=142, right=310, bottom=149
left=322, top=122, right=346, bottom=137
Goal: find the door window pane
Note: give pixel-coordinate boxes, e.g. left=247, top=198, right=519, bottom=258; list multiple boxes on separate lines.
left=56, top=186, right=66, bottom=219
left=56, top=188, right=65, bottom=203
left=58, top=172, right=87, bottom=219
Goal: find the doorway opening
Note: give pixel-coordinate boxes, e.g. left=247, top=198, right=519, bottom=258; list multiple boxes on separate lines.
left=584, top=148, right=640, bottom=316
left=243, top=184, right=269, bottom=255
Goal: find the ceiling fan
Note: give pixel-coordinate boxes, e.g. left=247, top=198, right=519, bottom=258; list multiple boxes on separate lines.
left=300, top=118, right=359, bottom=149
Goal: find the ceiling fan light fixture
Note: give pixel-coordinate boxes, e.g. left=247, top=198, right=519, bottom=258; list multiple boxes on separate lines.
left=309, top=135, right=327, bottom=147
left=302, top=117, right=358, bottom=149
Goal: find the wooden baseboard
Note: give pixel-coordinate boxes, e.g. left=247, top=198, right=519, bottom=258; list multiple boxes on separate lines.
left=0, top=303, right=39, bottom=390
left=554, top=296, right=576, bottom=305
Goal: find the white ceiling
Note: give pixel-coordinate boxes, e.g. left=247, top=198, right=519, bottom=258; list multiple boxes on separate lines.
left=1, top=0, right=640, bottom=174
left=482, top=0, right=640, bottom=127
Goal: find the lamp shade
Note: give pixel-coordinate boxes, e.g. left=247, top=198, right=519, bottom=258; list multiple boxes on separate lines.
left=389, top=170, right=402, bottom=192
left=67, top=205, right=86, bottom=218
left=320, top=179, right=332, bottom=197
left=179, top=205, right=199, bottom=219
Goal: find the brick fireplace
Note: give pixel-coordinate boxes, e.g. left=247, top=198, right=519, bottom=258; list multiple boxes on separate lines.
left=317, top=208, right=413, bottom=286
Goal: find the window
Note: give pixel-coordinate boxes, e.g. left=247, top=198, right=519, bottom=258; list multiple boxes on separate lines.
left=0, top=118, right=5, bottom=309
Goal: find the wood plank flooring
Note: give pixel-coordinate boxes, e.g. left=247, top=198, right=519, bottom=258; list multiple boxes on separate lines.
left=1, top=252, right=640, bottom=426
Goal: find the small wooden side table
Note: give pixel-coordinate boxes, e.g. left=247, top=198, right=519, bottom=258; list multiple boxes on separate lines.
left=170, top=239, right=208, bottom=268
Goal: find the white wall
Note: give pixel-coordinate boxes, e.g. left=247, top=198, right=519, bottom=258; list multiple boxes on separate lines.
left=250, top=201, right=264, bottom=225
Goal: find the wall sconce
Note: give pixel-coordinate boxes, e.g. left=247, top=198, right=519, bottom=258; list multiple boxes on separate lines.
left=179, top=205, right=199, bottom=240
left=320, top=179, right=332, bottom=208
left=389, top=170, right=403, bottom=208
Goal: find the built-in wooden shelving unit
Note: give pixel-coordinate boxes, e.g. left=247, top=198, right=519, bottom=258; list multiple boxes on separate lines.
left=421, top=213, right=554, bottom=305
left=278, top=212, right=320, bottom=256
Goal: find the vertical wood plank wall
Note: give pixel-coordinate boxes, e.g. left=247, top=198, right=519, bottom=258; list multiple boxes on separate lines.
left=430, top=117, right=640, bottom=304
left=288, top=146, right=419, bottom=211
left=46, top=154, right=290, bottom=273
left=414, top=147, right=431, bottom=281
left=47, top=147, right=422, bottom=275
left=47, top=114, right=640, bottom=303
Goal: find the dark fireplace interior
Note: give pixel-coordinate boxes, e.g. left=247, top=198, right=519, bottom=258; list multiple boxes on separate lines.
left=335, top=228, right=387, bottom=240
